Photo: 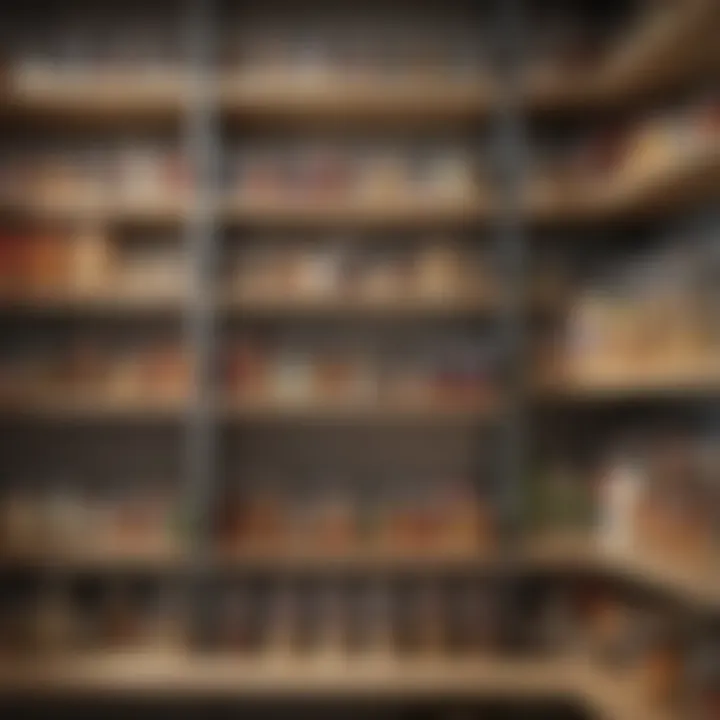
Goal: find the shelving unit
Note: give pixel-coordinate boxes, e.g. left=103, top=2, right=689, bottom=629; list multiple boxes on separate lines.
left=0, top=1, right=718, bottom=719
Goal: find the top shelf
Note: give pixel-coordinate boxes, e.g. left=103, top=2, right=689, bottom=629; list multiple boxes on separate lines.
left=0, top=1, right=716, bottom=125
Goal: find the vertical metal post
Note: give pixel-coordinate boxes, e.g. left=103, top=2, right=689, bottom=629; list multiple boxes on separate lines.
left=494, top=0, right=528, bottom=550
left=182, top=0, right=218, bottom=645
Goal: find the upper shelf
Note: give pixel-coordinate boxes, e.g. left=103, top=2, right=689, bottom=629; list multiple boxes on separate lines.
left=0, top=2, right=716, bottom=125
left=527, top=0, right=719, bottom=112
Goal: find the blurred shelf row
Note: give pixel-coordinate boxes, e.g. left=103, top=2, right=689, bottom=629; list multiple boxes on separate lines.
left=0, top=384, right=718, bottom=421
left=0, top=652, right=674, bottom=720
left=1, top=539, right=718, bottom=611
left=0, top=139, right=717, bottom=225
left=0, top=0, right=716, bottom=125
left=0, top=653, right=678, bottom=720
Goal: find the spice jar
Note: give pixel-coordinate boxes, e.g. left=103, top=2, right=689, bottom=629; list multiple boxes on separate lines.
left=142, top=344, right=190, bottom=403
left=596, top=448, right=645, bottom=554
left=265, top=581, right=298, bottom=657
left=415, top=581, right=445, bottom=655
left=414, top=243, right=463, bottom=300
left=147, top=585, right=186, bottom=651
left=447, top=580, right=494, bottom=654
left=221, top=585, right=256, bottom=653
left=104, top=582, right=142, bottom=650
left=25, top=232, right=69, bottom=294
left=0, top=486, right=44, bottom=557
left=227, top=338, right=269, bottom=400
left=241, top=486, right=285, bottom=551
left=362, top=581, right=394, bottom=656
left=316, top=584, right=347, bottom=656
left=636, top=621, right=685, bottom=711
left=70, top=224, right=114, bottom=295
left=0, top=234, right=22, bottom=294
left=314, top=479, right=354, bottom=551
left=34, top=583, right=75, bottom=656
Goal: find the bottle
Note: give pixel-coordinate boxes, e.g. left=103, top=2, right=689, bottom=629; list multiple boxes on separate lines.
left=363, top=580, right=394, bottom=657
left=265, top=581, right=297, bottom=658
left=315, top=583, right=346, bottom=658
left=34, top=583, right=75, bottom=656
left=596, top=448, right=645, bottom=554
left=70, top=223, right=113, bottom=296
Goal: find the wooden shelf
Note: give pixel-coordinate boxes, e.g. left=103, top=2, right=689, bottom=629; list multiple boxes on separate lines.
left=529, top=139, right=720, bottom=223
left=222, top=398, right=498, bottom=424
left=0, top=2, right=715, bottom=130
left=0, top=653, right=584, bottom=700
left=0, top=547, right=187, bottom=572
left=0, top=196, right=190, bottom=226
left=526, top=0, right=719, bottom=112
left=0, top=141, right=717, bottom=229
left=0, top=290, right=186, bottom=315
left=221, top=293, right=498, bottom=318
left=215, top=548, right=500, bottom=572
left=0, top=73, right=188, bottom=124
left=590, top=0, right=718, bottom=105
left=0, top=651, right=668, bottom=719
left=0, top=396, right=189, bottom=422
left=536, top=369, right=720, bottom=403
left=525, top=534, right=720, bottom=612
left=220, top=77, right=494, bottom=123
left=220, top=196, right=490, bottom=228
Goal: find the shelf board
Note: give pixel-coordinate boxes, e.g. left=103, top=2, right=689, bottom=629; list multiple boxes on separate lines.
left=220, top=293, right=498, bottom=318
left=0, top=141, right=716, bottom=229
left=0, top=547, right=187, bottom=572
left=0, top=292, right=495, bottom=318
left=536, top=370, right=720, bottom=402
left=0, top=395, right=189, bottom=422
left=215, top=548, right=500, bottom=572
left=526, top=0, right=719, bottom=112
left=0, top=651, right=666, bottom=720
left=0, top=2, right=715, bottom=127
left=529, top=139, right=720, bottom=223
left=222, top=398, right=498, bottom=424
left=0, top=653, right=580, bottom=699
left=220, top=77, right=494, bottom=123
left=0, top=196, right=190, bottom=225
left=591, top=0, right=718, bottom=104
left=0, top=290, right=186, bottom=315
left=525, top=534, right=720, bottom=612
left=0, top=74, right=188, bottom=124
left=220, top=196, right=490, bottom=227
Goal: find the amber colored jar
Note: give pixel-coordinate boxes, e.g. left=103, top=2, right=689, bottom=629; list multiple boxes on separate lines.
left=66, top=340, right=108, bottom=396
left=0, top=234, right=22, bottom=292
left=700, top=687, right=720, bottom=720
left=313, top=355, right=357, bottom=402
left=316, top=494, right=354, bottom=551
left=640, top=639, right=684, bottom=709
left=142, top=345, right=190, bottom=401
left=227, top=342, right=269, bottom=399
left=34, top=589, right=75, bottom=655
left=414, top=244, right=462, bottom=299
left=222, top=589, right=255, bottom=652
left=415, top=583, right=445, bottom=655
left=25, top=233, right=69, bottom=293
left=70, top=226, right=114, bottom=293
left=241, top=491, right=285, bottom=550
left=216, top=490, right=244, bottom=553
left=104, top=586, right=141, bottom=649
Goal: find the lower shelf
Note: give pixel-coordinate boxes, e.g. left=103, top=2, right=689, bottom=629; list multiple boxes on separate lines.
left=0, top=653, right=668, bottom=719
